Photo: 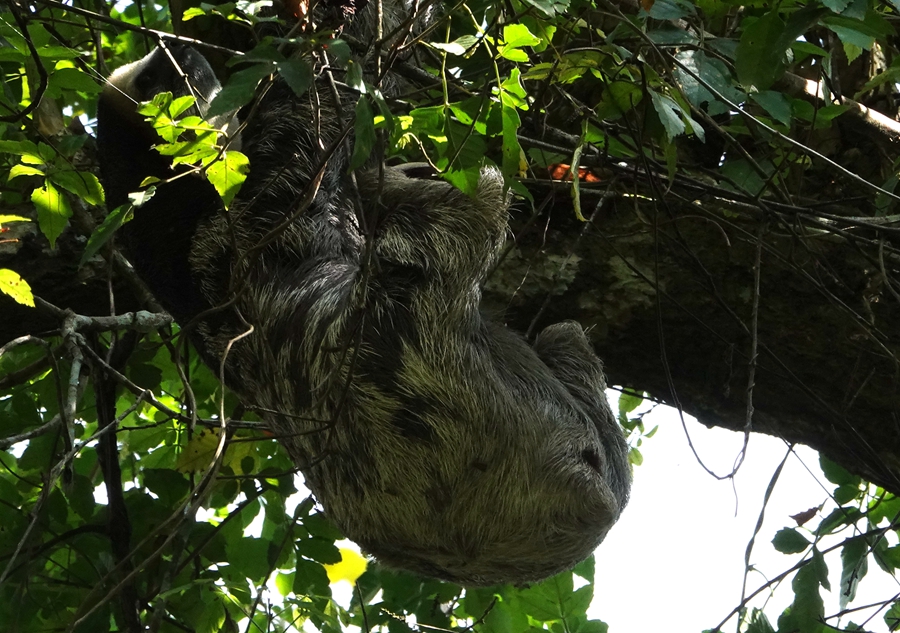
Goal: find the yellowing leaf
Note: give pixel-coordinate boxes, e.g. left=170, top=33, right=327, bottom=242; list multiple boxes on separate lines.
left=324, top=548, right=368, bottom=585
left=0, top=269, right=35, bottom=307
left=0, top=215, right=30, bottom=224
left=176, top=429, right=224, bottom=473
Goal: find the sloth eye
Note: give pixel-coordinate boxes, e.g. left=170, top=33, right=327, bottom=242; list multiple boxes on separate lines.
left=134, top=69, right=157, bottom=98
left=581, top=448, right=602, bottom=474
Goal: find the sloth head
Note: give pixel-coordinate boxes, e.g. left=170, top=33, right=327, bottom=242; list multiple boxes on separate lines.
left=96, top=43, right=232, bottom=211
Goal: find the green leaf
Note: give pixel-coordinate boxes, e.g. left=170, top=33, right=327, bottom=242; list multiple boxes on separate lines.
left=206, top=150, right=249, bottom=207
left=577, top=620, right=609, bottom=633
left=227, top=536, right=272, bottom=583
left=278, top=58, right=313, bottom=96
left=299, top=537, right=342, bottom=565
left=867, top=493, right=900, bottom=525
left=349, top=96, right=376, bottom=172
left=628, top=447, right=643, bottom=466
left=503, top=24, right=541, bottom=49
left=80, top=203, right=133, bottom=266
left=772, top=528, right=810, bottom=554
left=517, top=571, right=589, bottom=622
left=595, top=82, right=643, bottom=120
left=887, top=602, right=900, bottom=631
left=820, top=455, right=861, bottom=486
left=840, top=538, right=868, bottom=610
left=49, top=67, right=102, bottom=94
left=498, top=47, right=529, bottom=62
left=645, top=0, right=696, bottom=20
left=8, top=164, right=44, bottom=180
left=811, top=547, right=830, bottom=591
left=785, top=564, right=825, bottom=633
left=31, top=181, right=71, bottom=248
left=736, top=8, right=823, bottom=90
left=432, top=35, right=480, bottom=56
left=834, top=482, right=861, bottom=505
left=736, top=12, right=786, bottom=90
left=501, top=104, right=522, bottom=177
left=674, top=49, right=744, bottom=116
left=275, top=571, right=294, bottom=597
left=745, top=608, right=775, bottom=633
left=0, top=215, right=30, bottom=225
left=443, top=168, right=481, bottom=197
left=143, top=468, right=190, bottom=508
left=649, top=90, right=685, bottom=141
left=618, top=391, right=644, bottom=416
left=822, top=0, right=852, bottom=12
left=208, top=63, right=274, bottom=118
left=751, top=90, right=792, bottom=126
left=0, top=269, right=35, bottom=307
left=49, top=170, right=104, bottom=206
left=294, top=558, right=331, bottom=596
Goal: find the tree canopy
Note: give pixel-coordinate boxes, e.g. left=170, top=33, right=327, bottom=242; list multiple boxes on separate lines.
left=2, top=0, right=900, bottom=631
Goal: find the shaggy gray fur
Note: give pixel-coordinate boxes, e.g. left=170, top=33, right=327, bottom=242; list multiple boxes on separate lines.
left=97, top=1, right=631, bottom=586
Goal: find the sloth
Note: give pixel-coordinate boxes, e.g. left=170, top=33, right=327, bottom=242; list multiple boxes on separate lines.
left=96, top=7, right=631, bottom=586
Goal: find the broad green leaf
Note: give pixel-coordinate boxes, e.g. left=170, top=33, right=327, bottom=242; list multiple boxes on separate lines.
left=275, top=571, right=295, bottom=596
left=811, top=547, right=830, bottom=591
left=820, top=455, right=861, bottom=486
left=784, top=564, right=825, bottom=633
left=649, top=90, right=685, bottom=140
left=646, top=0, right=696, bottom=20
left=206, top=150, right=249, bottom=207
left=31, top=181, right=71, bottom=248
left=618, top=391, right=644, bottom=416
left=746, top=608, right=775, bottom=633
left=227, top=536, right=272, bottom=582
left=0, top=269, right=34, bottom=307
left=49, top=67, right=102, bottom=94
left=443, top=168, right=481, bottom=197
left=503, top=24, right=541, bottom=49
left=736, top=11, right=786, bottom=90
left=349, top=96, right=376, bottom=172
left=432, top=35, right=480, bottom=56
left=751, top=90, right=792, bottom=126
left=840, top=538, right=868, bottom=610
left=49, top=170, right=104, bottom=206
left=501, top=104, right=522, bottom=177
left=80, top=203, right=133, bottom=266
left=675, top=49, right=743, bottom=116
left=628, top=447, right=643, bottom=466
left=8, top=164, right=44, bottom=180
left=886, top=601, right=900, bottom=631
left=278, top=58, right=313, bottom=96
left=208, top=63, right=274, bottom=118
left=822, top=0, right=852, bottom=12
left=294, top=558, right=331, bottom=597
left=143, top=468, right=190, bottom=507
left=773, top=528, right=810, bottom=554
left=595, top=81, right=643, bottom=120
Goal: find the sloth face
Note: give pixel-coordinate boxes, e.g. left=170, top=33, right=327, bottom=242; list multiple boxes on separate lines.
left=106, top=44, right=221, bottom=112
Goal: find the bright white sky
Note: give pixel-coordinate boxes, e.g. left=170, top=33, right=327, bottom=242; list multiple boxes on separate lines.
left=591, top=396, right=900, bottom=633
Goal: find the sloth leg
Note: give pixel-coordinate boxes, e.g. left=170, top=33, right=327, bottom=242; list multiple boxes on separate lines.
left=533, top=321, right=609, bottom=401
left=362, top=167, right=509, bottom=289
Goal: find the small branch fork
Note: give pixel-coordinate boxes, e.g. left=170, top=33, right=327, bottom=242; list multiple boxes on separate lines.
left=0, top=301, right=263, bottom=623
